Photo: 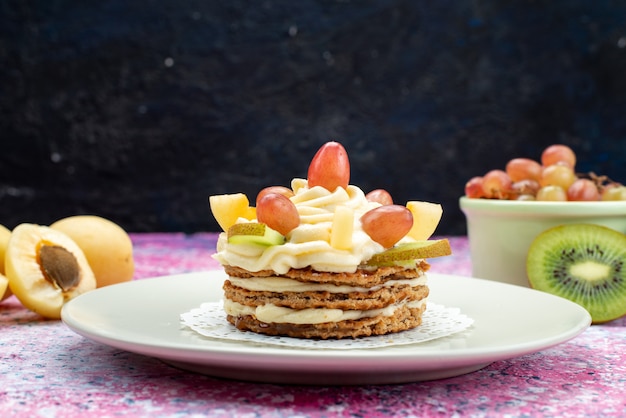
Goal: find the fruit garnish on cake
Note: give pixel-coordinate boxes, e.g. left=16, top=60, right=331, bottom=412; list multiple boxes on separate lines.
left=208, top=141, right=451, bottom=339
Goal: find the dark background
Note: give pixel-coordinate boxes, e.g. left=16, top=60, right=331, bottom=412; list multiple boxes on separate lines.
left=2, top=0, right=625, bottom=235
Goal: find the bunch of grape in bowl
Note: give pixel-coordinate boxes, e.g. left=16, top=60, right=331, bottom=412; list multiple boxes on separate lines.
left=464, top=144, right=626, bottom=202
left=460, top=144, right=626, bottom=323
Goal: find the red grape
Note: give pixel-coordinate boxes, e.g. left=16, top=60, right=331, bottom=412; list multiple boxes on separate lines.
left=541, top=144, right=576, bottom=169
left=481, top=170, right=512, bottom=199
left=256, top=186, right=294, bottom=205
left=506, top=158, right=542, bottom=182
left=256, top=193, right=300, bottom=235
left=567, top=179, right=601, bottom=201
left=360, top=205, right=413, bottom=248
left=307, top=142, right=350, bottom=191
left=366, top=189, right=393, bottom=205
left=465, top=176, right=485, bottom=198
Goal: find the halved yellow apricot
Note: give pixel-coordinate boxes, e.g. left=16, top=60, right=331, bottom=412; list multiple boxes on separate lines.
left=0, top=273, right=8, bottom=301
left=0, top=224, right=12, bottom=300
left=5, top=224, right=96, bottom=319
left=50, top=215, right=134, bottom=288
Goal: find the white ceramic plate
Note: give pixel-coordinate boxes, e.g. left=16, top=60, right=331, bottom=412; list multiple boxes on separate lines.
left=61, top=271, right=591, bottom=385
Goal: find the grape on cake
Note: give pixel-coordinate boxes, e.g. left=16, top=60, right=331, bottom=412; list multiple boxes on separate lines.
left=209, top=141, right=451, bottom=339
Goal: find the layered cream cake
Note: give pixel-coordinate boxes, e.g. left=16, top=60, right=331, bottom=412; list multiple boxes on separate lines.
left=209, top=141, right=451, bottom=339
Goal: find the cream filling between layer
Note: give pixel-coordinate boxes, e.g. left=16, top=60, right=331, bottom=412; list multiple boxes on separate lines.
left=227, top=275, right=427, bottom=293
left=223, top=298, right=427, bottom=324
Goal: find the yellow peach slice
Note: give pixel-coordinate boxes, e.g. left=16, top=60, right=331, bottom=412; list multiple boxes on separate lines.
left=406, top=201, right=443, bottom=240
left=243, top=206, right=257, bottom=221
left=209, top=193, right=253, bottom=231
left=330, top=206, right=354, bottom=250
left=5, top=224, right=96, bottom=319
left=50, top=215, right=135, bottom=288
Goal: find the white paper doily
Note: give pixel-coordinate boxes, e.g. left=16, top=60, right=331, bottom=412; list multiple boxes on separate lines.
left=180, top=302, right=474, bottom=350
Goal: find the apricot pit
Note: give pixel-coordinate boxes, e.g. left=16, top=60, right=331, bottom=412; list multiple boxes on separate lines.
left=39, top=245, right=81, bottom=292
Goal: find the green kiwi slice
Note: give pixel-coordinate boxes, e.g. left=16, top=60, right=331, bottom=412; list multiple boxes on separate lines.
left=526, top=223, right=626, bottom=324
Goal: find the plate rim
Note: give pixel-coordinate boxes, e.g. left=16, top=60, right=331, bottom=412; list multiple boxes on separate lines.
left=61, top=270, right=592, bottom=383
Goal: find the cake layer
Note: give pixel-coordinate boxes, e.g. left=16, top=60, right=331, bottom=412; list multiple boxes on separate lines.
left=223, top=262, right=430, bottom=287
left=224, top=279, right=429, bottom=311
left=224, top=298, right=426, bottom=324
left=227, top=275, right=427, bottom=293
left=226, top=304, right=427, bottom=339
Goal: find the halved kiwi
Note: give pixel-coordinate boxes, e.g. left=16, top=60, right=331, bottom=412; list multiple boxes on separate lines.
left=526, top=223, right=626, bottom=324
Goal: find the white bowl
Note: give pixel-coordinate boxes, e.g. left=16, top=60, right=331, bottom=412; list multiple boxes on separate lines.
left=459, top=197, right=626, bottom=287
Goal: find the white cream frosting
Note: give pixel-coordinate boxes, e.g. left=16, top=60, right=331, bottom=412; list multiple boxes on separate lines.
left=213, top=179, right=418, bottom=274
left=223, top=298, right=427, bottom=324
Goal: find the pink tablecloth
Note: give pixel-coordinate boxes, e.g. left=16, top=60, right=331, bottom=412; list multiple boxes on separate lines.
left=2, top=234, right=625, bottom=417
